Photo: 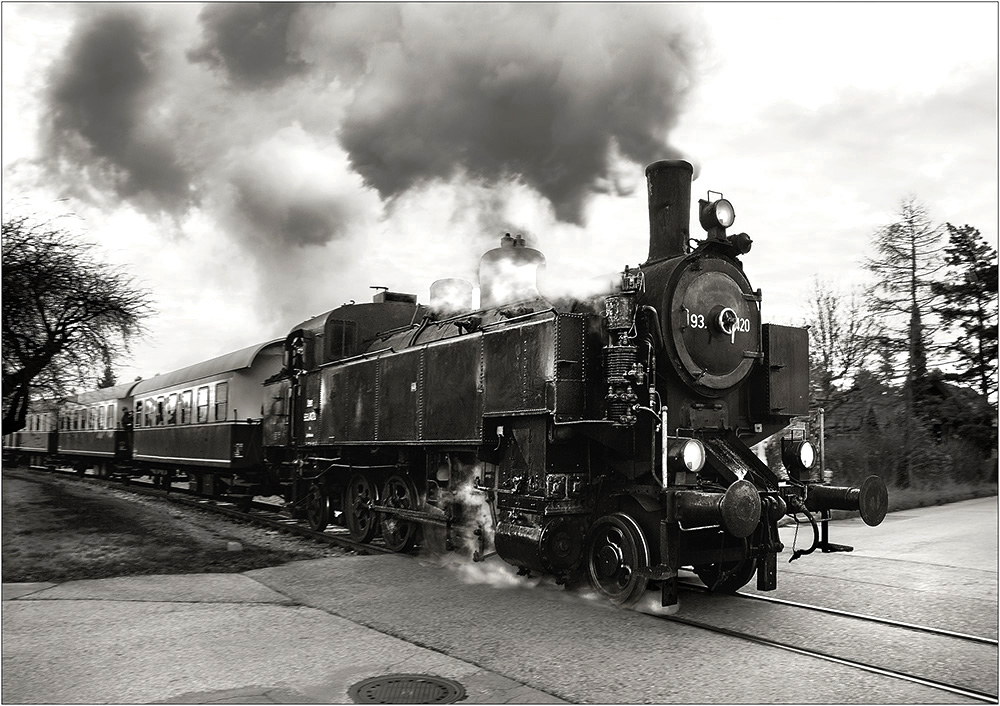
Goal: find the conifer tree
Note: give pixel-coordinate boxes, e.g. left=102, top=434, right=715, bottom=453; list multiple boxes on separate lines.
left=863, top=197, right=944, bottom=487
left=931, top=223, right=998, bottom=404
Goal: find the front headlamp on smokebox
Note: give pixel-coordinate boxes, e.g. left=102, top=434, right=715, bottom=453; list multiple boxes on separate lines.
left=700, top=198, right=736, bottom=230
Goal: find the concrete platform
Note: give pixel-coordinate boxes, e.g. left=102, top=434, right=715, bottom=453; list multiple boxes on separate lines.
left=2, top=566, right=566, bottom=704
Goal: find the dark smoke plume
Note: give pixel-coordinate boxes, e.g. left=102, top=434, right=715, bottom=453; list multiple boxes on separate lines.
left=306, top=4, right=700, bottom=223
left=188, top=3, right=308, bottom=87
left=44, top=9, right=191, bottom=214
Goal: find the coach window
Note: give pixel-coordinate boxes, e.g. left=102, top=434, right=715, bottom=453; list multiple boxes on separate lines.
left=167, top=394, right=177, bottom=425
left=134, top=401, right=143, bottom=428
left=97, top=405, right=105, bottom=430
left=180, top=390, right=192, bottom=424
left=107, top=405, right=115, bottom=429
left=197, top=386, right=210, bottom=423
left=144, top=399, right=155, bottom=427
left=155, top=397, right=165, bottom=426
left=215, top=382, right=228, bottom=421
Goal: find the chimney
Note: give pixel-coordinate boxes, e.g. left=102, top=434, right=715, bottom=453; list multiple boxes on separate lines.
left=645, top=159, right=693, bottom=263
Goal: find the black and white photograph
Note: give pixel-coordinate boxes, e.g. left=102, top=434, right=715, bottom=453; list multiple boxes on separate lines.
left=2, top=3, right=997, bottom=704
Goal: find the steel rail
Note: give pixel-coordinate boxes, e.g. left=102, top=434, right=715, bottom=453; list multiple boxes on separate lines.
left=677, top=579, right=998, bottom=647
left=664, top=613, right=1000, bottom=704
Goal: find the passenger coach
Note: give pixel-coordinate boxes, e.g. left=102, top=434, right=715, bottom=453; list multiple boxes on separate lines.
left=130, top=340, right=283, bottom=499
left=58, top=381, right=138, bottom=476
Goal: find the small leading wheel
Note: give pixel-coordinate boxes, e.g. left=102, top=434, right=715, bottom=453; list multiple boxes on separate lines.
left=695, top=557, right=758, bottom=593
left=586, top=513, right=650, bottom=606
left=305, top=482, right=330, bottom=531
left=380, top=474, right=422, bottom=553
left=344, top=473, right=379, bottom=543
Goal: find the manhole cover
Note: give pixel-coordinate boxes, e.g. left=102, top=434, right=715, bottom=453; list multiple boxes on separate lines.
left=349, top=674, right=466, bottom=704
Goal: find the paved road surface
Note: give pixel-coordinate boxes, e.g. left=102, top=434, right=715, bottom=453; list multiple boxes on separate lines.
left=3, top=497, right=996, bottom=703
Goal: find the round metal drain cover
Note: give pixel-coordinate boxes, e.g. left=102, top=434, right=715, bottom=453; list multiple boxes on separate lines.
left=349, top=674, right=466, bottom=704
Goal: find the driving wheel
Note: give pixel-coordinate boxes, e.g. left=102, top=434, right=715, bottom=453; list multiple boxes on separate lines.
left=344, top=473, right=379, bottom=542
left=305, top=482, right=330, bottom=531
left=379, top=474, right=422, bottom=553
left=585, top=513, right=650, bottom=606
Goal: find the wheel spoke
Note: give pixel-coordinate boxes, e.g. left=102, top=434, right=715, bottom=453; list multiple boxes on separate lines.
left=344, top=473, right=378, bottom=542
left=379, top=474, right=421, bottom=553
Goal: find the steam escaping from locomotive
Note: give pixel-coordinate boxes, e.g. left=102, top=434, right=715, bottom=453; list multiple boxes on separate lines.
left=429, top=278, right=475, bottom=316
left=478, top=234, right=546, bottom=309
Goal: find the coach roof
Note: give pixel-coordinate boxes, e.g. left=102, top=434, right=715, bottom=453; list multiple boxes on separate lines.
left=130, top=340, right=283, bottom=396
left=68, top=380, right=142, bottom=405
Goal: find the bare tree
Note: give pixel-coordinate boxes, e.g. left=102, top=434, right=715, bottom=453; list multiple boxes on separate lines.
left=805, top=277, right=876, bottom=407
left=2, top=216, right=154, bottom=434
left=863, top=197, right=944, bottom=487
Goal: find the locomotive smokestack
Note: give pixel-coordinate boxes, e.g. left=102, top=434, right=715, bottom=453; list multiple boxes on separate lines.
left=645, top=159, right=693, bottom=263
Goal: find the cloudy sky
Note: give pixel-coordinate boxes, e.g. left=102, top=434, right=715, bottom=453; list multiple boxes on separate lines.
left=3, top=3, right=996, bottom=383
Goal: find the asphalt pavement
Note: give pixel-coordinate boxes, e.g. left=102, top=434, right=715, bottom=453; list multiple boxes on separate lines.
left=1, top=571, right=565, bottom=704
left=3, top=497, right=996, bottom=704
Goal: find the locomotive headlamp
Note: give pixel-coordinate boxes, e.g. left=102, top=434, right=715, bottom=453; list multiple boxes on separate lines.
left=668, top=438, right=707, bottom=473
left=782, top=439, right=816, bottom=478
left=700, top=198, right=736, bottom=231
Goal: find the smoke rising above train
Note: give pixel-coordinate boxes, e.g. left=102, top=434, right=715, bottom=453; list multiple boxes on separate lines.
left=33, top=4, right=705, bottom=318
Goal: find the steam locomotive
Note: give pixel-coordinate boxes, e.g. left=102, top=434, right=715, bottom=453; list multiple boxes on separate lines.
left=5, top=160, right=888, bottom=609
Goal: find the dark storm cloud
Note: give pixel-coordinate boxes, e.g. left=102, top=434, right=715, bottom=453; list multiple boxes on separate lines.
left=188, top=3, right=308, bottom=87
left=317, top=4, right=700, bottom=224
left=45, top=9, right=191, bottom=214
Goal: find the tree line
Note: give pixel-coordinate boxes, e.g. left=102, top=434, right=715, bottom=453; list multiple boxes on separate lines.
left=805, top=198, right=997, bottom=489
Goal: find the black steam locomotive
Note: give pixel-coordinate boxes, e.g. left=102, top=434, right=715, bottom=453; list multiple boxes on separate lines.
left=259, top=159, right=888, bottom=607
left=5, top=160, right=888, bottom=609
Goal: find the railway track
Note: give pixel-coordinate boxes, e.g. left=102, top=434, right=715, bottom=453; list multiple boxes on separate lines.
left=24, top=464, right=394, bottom=556
left=671, top=579, right=999, bottom=703
left=677, top=579, right=998, bottom=646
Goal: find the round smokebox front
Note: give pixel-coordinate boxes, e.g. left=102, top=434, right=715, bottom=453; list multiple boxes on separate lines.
left=665, top=258, right=760, bottom=392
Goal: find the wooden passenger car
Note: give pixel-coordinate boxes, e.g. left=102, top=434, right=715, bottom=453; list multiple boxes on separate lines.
left=130, top=340, right=283, bottom=496
left=3, top=401, right=59, bottom=467
left=58, top=381, right=139, bottom=475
